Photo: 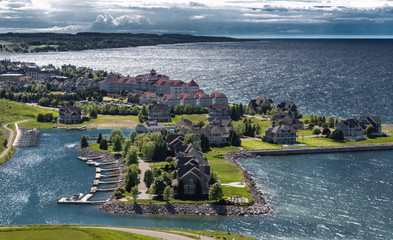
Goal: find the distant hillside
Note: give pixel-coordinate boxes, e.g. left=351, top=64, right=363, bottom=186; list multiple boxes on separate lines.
left=0, top=32, right=247, bottom=53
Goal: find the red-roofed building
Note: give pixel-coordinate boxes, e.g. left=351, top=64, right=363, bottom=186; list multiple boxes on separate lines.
left=160, top=94, right=180, bottom=108
left=210, top=92, right=228, bottom=105
left=205, top=123, right=229, bottom=146
left=192, top=91, right=212, bottom=107
left=140, top=92, right=160, bottom=104
left=178, top=93, right=197, bottom=107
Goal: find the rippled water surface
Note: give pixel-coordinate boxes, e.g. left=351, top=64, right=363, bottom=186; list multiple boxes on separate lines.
left=3, top=40, right=393, bottom=122
left=0, top=129, right=392, bottom=239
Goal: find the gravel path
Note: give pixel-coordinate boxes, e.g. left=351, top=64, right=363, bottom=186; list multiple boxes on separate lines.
left=0, top=120, right=28, bottom=159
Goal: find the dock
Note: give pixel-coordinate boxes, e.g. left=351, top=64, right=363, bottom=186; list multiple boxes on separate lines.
left=93, top=179, right=121, bottom=186
left=57, top=194, right=108, bottom=204
left=90, top=187, right=117, bottom=193
left=87, top=160, right=119, bottom=166
left=15, top=128, right=40, bottom=147
left=77, top=155, right=104, bottom=161
left=65, top=125, right=87, bottom=131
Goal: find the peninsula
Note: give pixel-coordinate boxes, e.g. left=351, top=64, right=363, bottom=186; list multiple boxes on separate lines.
left=0, top=32, right=246, bottom=53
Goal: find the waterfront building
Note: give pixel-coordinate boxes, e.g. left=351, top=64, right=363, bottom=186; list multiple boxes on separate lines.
left=177, top=93, right=197, bottom=107
left=135, top=121, right=166, bottom=133
left=148, top=103, right=171, bottom=122
left=271, top=114, right=304, bottom=130
left=248, top=97, right=274, bottom=112
left=358, top=116, right=382, bottom=136
left=277, top=101, right=300, bottom=118
left=139, top=92, right=160, bottom=104
left=160, top=94, right=180, bottom=108
left=210, top=92, right=229, bottom=105
left=205, top=123, right=229, bottom=146
left=208, top=104, right=230, bottom=121
left=57, top=106, right=83, bottom=124
left=336, top=119, right=367, bottom=141
left=263, top=122, right=298, bottom=144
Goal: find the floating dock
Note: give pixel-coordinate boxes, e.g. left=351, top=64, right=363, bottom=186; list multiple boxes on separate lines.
left=77, top=155, right=103, bottom=161
left=16, top=128, right=40, bottom=147
left=57, top=194, right=107, bottom=204
left=65, top=125, right=87, bottom=131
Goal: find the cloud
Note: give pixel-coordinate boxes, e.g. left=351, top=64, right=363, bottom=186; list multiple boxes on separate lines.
left=190, top=15, right=206, bottom=20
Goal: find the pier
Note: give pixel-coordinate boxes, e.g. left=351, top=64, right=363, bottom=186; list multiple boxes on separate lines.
left=77, top=155, right=104, bottom=161
left=65, top=125, right=87, bottom=131
left=57, top=193, right=108, bottom=204
left=15, top=128, right=40, bottom=147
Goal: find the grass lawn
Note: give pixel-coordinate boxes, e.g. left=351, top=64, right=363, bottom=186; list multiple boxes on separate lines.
left=382, top=124, right=393, bottom=135
left=28, top=45, right=59, bottom=52
left=88, top=142, right=114, bottom=153
left=246, top=117, right=270, bottom=136
left=162, top=114, right=208, bottom=125
left=299, top=136, right=393, bottom=147
left=0, top=226, right=160, bottom=240
left=103, top=97, right=127, bottom=102
left=241, top=140, right=282, bottom=150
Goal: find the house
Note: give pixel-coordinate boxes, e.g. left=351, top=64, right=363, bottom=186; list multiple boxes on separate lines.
left=277, top=101, right=299, bottom=118
left=175, top=143, right=204, bottom=159
left=135, top=121, right=166, bottom=133
left=176, top=118, right=199, bottom=131
left=177, top=93, right=197, bottom=107
left=167, top=134, right=185, bottom=150
left=336, top=119, right=367, bottom=141
left=140, top=92, right=160, bottom=104
left=248, top=98, right=274, bottom=112
left=208, top=104, right=230, bottom=121
left=271, top=114, right=304, bottom=130
left=160, top=94, right=180, bottom=108
left=57, top=106, right=82, bottom=124
left=148, top=104, right=171, bottom=122
left=193, top=91, right=212, bottom=108
left=358, top=116, right=382, bottom=136
left=205, top=123, right=229, bottom=146
left=263, top=122, right=298, bottom=144
left=210, top=92, right=228, bottom=105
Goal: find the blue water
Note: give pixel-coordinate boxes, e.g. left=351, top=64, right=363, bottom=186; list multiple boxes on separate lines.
left=0, top=128, right=392, bottom=239
left=3, top=40, right=393, bottom=122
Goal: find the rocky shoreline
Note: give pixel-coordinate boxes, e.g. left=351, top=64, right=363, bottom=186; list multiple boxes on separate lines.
left=96, top=148, right=270, bottom=216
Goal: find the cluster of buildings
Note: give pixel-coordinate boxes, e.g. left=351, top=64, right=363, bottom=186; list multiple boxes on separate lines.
left=0, top=60, right=98, bottom=92
left=337, top=116, right=382, bottom=141
left=57, top=106, right=83, bottom=124
left=100, top=69, right=228, bottom=108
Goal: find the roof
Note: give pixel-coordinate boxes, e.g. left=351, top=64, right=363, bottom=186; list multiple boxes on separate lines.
left=149, top=103, right=169, bottom=111
left=161, top=94, right=176, bottom=101
left=359, top=116, right=381, bottom=124
left=340, top=119, right=360, bottom=128
left=271, top=124, right=297, bottom=134
left=59, top=105, right=81, bottom=114
left=140, top=92, right=157, bottom=99
left=188, top=80, right=199, bottom=87
left=210, top=104, right=229, bottom=111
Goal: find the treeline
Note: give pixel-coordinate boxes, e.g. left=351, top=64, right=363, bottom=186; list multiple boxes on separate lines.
left=0, top=32, right=242, bottom=53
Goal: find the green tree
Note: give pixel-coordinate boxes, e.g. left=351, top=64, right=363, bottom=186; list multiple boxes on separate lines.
left=118, top=106, right=127, bottom=115
left=37, top=113, right=44, bottom=122
left=125, top=164, right=140, bottom=192
left=125, top=147, right=138, bottom=165
left=331, top=129, right=344, bottom=141
left=209, top=171, right=218, bottom=185
left=3, top=139, right=8, bottom=148
left=163, top=185, right=172, bottom=202
left=112, top=135, right=123, bottom=152
left=129, top=131, right=138, bottom=144
left=313, top=128, right=321, bottom=137
left=322, top=127, right=331, bottom=137
left=142, top=141, right=156, bottom=160
left=366, top=125, right=375, bottom=137
left=130, top=186, right=139, bottom=203
left=138, top=111, right=144, bottom=123
left=196, top=120, right=205, bottom=128
left=122, top=140, right=131, bottom=157
left=177, top=179, right=184, bottom=198
left=80, top=135, right=88, bottom=148
left=209, top=182, right=223, bottom=202
left=141, top=104, right=148, bottom=116
left=110, top=129, right=124, bottom=142
left=152, top=176, right=167, bottom=195
left=199, top=133, right=211, bottom=153
left=99, top=139, right=108, bottom=150
left=229, top=129, right=241, bottom=147
left=195, top=179, right=202, bottom=198
left=183, top=134, right=196, bottom=145
left=144, top=169, right=154, bottom=188
left=97, top=132, right=103, bottom=144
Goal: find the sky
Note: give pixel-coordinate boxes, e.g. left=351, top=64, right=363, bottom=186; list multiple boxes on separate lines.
left=1, top=0, right=393, bottom=37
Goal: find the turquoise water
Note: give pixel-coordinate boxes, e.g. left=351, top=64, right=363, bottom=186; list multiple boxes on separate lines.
left=0, top=128, right=392, bottom=239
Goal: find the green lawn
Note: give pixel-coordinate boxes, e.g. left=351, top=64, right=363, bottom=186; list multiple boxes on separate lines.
left=0, top=226, right=160, bottom=240
left=163, top=114, right=207, bottom=125
left=28, top=45, right=59, bottom=51
left=90, top=115, right=138, bottom=124
left=88, top=143, right=114, bottom=153
left=241, top=140, right=281, bottom=150
left=299, top=136, right=393, bottom=147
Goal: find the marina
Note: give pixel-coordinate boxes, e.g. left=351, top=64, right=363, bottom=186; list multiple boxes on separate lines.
left=15, top=128, right=40, bottom=147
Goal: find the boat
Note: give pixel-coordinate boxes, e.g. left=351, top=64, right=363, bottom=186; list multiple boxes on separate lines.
left=70, top=193, right=84, bottom=201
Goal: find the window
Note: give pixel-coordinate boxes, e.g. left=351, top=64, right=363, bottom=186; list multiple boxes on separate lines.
left=190, top=178, right=193, bottom=185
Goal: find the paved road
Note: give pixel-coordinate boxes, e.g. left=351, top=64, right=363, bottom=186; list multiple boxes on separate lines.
left=83, top=226, right=215, bottom=240
left=0, top=120, right=28, bottom=160
left=138, top=159, right=152, bottom=199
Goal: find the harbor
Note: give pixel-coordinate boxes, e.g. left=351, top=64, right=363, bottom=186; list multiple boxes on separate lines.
left=15, top=128, right=40, bottom=147
left=57, top=151, right=124, bottom=205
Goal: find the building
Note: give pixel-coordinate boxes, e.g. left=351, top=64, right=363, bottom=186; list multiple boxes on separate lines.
left=277, top=101, right=299, bottom=118
left=160, top=94, right=180, bottom=108
left=205, top=123, right=229, bottom=146
left=210, top=92, right=228, bottom=105
left=248, top=97, right=274, bottom=112
left=336, top=119, right=367, bottom=141
left=174, top=144, right=210, bottom=195
left=57, top=106, right=82, bottom=124
left=358, top=116, right=382, bottom=136
left=208, top=104, right=230, bottom=121
left=271, top=114, right=304, bottom=130
left=140, top=92, right=160, bottom=104
left=178, top=93, right=197, bottom=107
left=193, top=90, right=212, bottom=108
left=135, top=121, right=166, bottom=133
left=148, top=104, right=171, bottom=122
left=263, top=122, right=298, bottom=144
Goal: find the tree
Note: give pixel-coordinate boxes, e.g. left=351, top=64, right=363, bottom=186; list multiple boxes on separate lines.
left=209, top=171, right=218, bottom=185
left=322, top=127, right=331, bottom=137
left=152, top=176, right=167, bottom=195
left=141, top=104, right=148, bottom=116
left=131, top=186, right=139, bottom=203
left=110, top=130, right=124, bottom=142
left=183, top=134, right=196, bottom=145
left=122, top=140, right=131, bottom=157
left=125, top=164, right=140, bottom=192
left=197, top=120, right=205, bottom=128
left=199, top=133, right=211, bottom=153
left=125, top=147, right=138, bottom=165
left=312, top=128, right=321, bottom=137
left=97, top=132, right=103, bottom=144
left=163, top=185, right=172, bottom=202
left=141, top=141, right=155, bottom=160
left=130, top=131, right=137, bottom=144
left=99, top=139, right=108, bottom=150
left=331, top=129, right=344, bottom=141
left=209, top=182, right=223, bottom=202
left=112, top=135, right=123, bottom=152
left=144, top=169, right=154, bottom=188
left=195, top=179, right=202, bottom=198
left=80, top=135, right=88, bottom=148
left=3, top=139, right=8, bottom=148
left=152, top=142, right=168, bottom=162
left=177, top=179, right=184, bottom=198
left=229, top=129, right=241, bottom=147
left=366, top=125, right=374, bottom=137
left=138, top=111, right=144, bottom=123
left=37, top=113, right=44, bottom=122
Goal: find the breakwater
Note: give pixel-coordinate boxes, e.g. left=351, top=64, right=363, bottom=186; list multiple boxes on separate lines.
left=239, top=143, right=393, bottom=157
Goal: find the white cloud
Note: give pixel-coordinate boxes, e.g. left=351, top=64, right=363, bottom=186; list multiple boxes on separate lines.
left=190, top=15, right=206, bottom=20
